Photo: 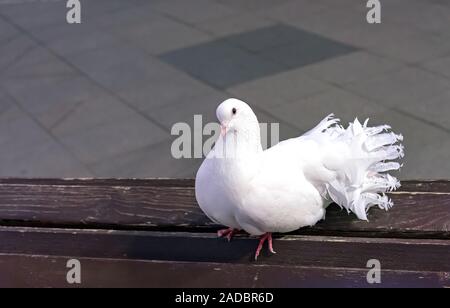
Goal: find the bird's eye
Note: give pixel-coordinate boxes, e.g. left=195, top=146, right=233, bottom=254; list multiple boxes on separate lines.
left=232, top=107, right=237, bottom=115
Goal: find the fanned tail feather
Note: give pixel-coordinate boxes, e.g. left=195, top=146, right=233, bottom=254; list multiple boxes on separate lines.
left=319, top=116, right=404, bottom=221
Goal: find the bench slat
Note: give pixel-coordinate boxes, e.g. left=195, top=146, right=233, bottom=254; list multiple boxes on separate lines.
left=0, top=180, right=448, bottom=238
left=0, top=254, right=447, bottom=288
left=0, top=226, right=448, bottom=272
left=0, top=178, right=449, bottom=191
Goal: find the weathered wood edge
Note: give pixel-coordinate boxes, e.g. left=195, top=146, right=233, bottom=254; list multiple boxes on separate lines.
left=0, top=178, right=195, bottom=187
left=0, top=253, right=447, bottom=288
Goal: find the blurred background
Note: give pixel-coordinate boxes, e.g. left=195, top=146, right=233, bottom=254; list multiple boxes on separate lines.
left=0, top=0, right=449, bottom=179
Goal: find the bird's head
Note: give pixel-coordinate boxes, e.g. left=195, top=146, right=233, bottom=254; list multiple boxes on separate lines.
left=216, top=98, right=259, bottom=138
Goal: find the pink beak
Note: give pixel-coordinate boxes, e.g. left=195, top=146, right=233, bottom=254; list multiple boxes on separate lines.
left=220, top=124, right=227, bottom=137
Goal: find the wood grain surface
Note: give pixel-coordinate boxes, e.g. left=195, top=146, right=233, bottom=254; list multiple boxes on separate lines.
left=0, top=178, right=448, bottom=288
left=0, top=179, right=448, bottom=238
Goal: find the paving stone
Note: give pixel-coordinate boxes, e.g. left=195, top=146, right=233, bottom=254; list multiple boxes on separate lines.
left=216, top=0, right=291, bottom=12
left=1, top=45, right=75, bottom=78
left=107, top=12, right=211, bottom=55
left=149, top=90, right=228, bottom=130
left=422, top=54, right=450, bottom=80
left=78, top=0, right=141, bottom=22
left=0, top=105, right=91, bottom=177
left=258, top=37, right=357, bottom=69
left=90, top=139, right=201, bottom=178
left=0, top=1, right=67, bottom=32
left=227, top=24, right=357, bottom=57
left=345, top=67, right=450, bottom=109
left=307, top=14, right=450, bottom=64
left=253, top=107, right=305, bottom=146
left=50, top=92, right=145, bottom=136
left=228, top=24, right=323, bottom=53
left=0, top=35, right=38, bottom=73
left=283, top=2, right=450, bottom=65
left=153, top=0, right=237, bottom=24
left=65, top=43, right=149, bottom=85
left=196, top=12, right=275, bottom=36
left=92, top=2, right=171, bottom=29
left=368, top=29, right=450, bottom=64
left=405, top=138, right=450, bottom=179
left=301, top=51, right=402, bottom=86
left=160, top=24, right=357, bottom=88
left=0, top=89, right=14, bottom=116
left=33, top=24, right=120, bottom=58
left=261, top=87, right=390, bottom=131
left=0, top=18, right=19, bottom=43
left=391, top=89, right=450, bottom=131
left=380, top=0, right=450, bottom=36
left=368, top=107, right=450, bottom=180
left=65, top=39, right=220, bottom=112
left=259, top=0, right=353, bottom=22
left=1, top=75, right=105, bottom=129
left=160, top=40, right=282, bottom=88
left=54, top=107, right=168, bottom=165
left=101, top=57, right=223, bottom=111
left=1, top=0, right=138, bottom=33
left=284, top=4, right=374, bottom=43
left=227, top=68, right=334, bottom=108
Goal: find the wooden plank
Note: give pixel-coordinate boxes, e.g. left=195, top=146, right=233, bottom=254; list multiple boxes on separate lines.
left=0, top=178, right=448, bottom=192
left=0, top=179, right=448, bottom=238
left=0, top=254, right=447, bottom=288
left=307, top=193, right=450, bottom=238
left=0, top=227, right=448, bottom=272
left=0, top=182, right=209, bottom=228
left=396, top=180, right=450, bottom=193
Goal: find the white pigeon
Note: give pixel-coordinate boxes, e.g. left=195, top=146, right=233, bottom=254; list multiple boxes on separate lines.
left=195, top=98, right=404, bottom=260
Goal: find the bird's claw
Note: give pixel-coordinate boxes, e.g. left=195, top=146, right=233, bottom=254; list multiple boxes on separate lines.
left=254, top=233, right=276, bottom=260
left=217, top=228, right=237, bottom=241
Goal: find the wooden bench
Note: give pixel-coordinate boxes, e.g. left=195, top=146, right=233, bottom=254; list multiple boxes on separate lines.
left=0, top=178, right=448, bottom=287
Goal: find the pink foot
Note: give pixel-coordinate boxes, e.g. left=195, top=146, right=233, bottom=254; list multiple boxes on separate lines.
left=217, top=228, right=238, bottom=242
left=254, top=233, right=276, bottom=260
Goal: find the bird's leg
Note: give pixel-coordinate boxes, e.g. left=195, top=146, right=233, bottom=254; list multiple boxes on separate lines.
left=217, top=228, right=237, bottom=242
left=267, top=233, right=276, bottom=254
left=254, top=233, right=276, bottom=260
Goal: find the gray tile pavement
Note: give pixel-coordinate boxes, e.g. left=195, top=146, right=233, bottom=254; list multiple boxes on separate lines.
left=150, top=90, right=227, bottom=131
left=90, top=139, right=202, bottom=178
left=160, top=40, right=281, bottom=88
left=112, top=58, right=222, bottom=113
left=345, top=67, right=450, bottom=109
left=228, top=67, right=335, bottom=107
left=1, top=46, right=75, bottom=78
left=422, top=55, right=450, bottom=80
left=300, top=51, right=402, bottom=86
left=55, top=113, right=167, bottom=166
left=196, top=12, right=276, bottom=36
left=2, top=75, right=101, bottom=129
left=0, top=17, right=18, bottom=41
left=0, top=89, right=14, bottom=116
left=0, top=104, right=92, bottom=177
left=107, top=12, right=212, bottom=55
left=261, top=87, right=391, bottom=132
left=160, top=24, right=357, bottom=88
left=0, top=0, right=449, bottom=179
left=215, top=0, right=292, bottom=12
left=369, top=107, right=450, bottom=180
left=0, top=35, right=37, bottom=72
left=153, top=0, right=237, bottom=24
